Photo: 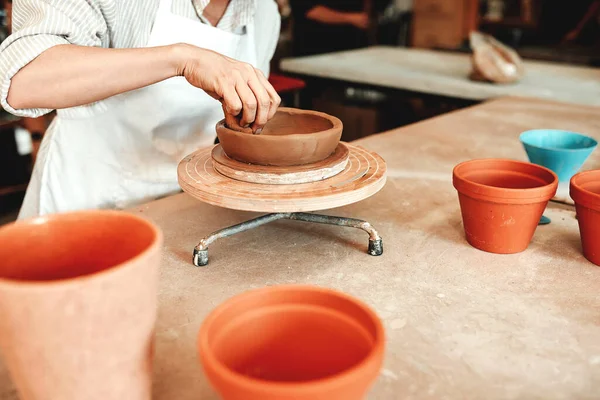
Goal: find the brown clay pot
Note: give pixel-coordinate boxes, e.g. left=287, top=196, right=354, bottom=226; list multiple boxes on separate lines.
left=453, top=159, right=558, bottom=254
left=198, top=285, right=385, bottom=400
left=216, top=107, right=343, bottom=166
left=570, top=170, right=600, bottom=266
left=0, top=210, right=162, bottom=400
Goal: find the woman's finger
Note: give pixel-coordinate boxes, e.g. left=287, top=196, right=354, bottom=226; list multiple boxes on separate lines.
left=235, top=79, right=257, bottom=127
left=255, top=70, right=281, bottom=120
left=222, top=104, right=253, bottom=133
left=247, top=75, right=271, bottom=132
left=219, top=80, right=243, bottom=117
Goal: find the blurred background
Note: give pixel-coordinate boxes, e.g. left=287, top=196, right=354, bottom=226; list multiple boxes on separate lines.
left=1, top=0, right=599, bottom=222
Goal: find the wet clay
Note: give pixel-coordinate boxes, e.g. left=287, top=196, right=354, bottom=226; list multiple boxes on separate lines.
left=217, top=107, right=343, bottom=166
left=223, top=105, right=254, bottom=134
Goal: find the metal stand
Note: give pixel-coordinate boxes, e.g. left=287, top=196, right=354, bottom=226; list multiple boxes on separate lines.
left=193, top=212, right=383, bottom=267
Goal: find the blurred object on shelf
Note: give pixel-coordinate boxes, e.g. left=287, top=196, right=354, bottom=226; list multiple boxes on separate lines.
left=411, top=0, right=479, bottom=49
left=469, top=31, right=524, bottom=83
left=521, top=0, right=534, bottom=24
left=485, top=0, right=505, bottom=21
left=375, top=0, right=413, bottom=46
left=480, top=0, right=541, bottom=28
left=276, top=0, right=291, bottom=18
left=476, top=0, right=542, bottom=50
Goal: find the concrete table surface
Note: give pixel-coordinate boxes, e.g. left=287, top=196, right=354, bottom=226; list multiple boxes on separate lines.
left=1, top=97, right=600, bottom=399
left=280, top=46, right=600, bottom=107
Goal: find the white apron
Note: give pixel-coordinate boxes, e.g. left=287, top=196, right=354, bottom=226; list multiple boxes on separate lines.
left=18, top=0, right=258, bottom=219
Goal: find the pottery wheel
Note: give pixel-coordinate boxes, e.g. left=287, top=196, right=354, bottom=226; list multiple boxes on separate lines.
left=211, top=143, right=350, bottom=185
left=178, top=142, right=387, bottom=212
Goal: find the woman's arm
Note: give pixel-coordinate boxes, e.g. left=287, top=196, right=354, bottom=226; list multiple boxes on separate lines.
left=8, top=45, right=179, bottom=111
left=562, top=0, right=600, bottom=43
left=8, top=43, right=280, bottom=132
left=305, top=5, right=368, bottom=29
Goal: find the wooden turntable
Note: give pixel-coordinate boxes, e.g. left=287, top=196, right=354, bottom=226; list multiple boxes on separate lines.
left=177, top=142, right=387, bottom=266
left=210, top=143, right=350, bottom=185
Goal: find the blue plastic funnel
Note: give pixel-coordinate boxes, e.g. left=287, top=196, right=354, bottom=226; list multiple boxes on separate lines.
left=520, top=129, right=597, bottom=182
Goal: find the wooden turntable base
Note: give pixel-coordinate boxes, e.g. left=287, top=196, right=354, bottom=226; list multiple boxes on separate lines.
left=211, top=143, right=350, bottom=185
left=178, top=142, right=387, bottom=213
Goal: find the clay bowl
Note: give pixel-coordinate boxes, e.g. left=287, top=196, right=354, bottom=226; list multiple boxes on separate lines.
left=216, top=108, right=343, bottom=166
left=198, top=285, right=385, bottom=400
left=453, top=159, right=558, bottom=254
left=570, top=170, right=600, bottom=266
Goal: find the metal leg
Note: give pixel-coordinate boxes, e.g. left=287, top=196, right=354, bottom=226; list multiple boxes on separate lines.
left=287, top=212, right=383, bottom=256
left=192, top=212, right=383, bottom=266
left=193, top=213, right=288, bottom=267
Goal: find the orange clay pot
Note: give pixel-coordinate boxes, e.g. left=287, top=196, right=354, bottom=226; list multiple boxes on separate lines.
left=198, top=285, right=385, bottom=400
left=570, top=170, right=600, bottom=266
left=453, top=159, right=558, bottom=254
left=0, top=210, right=162, bottom=400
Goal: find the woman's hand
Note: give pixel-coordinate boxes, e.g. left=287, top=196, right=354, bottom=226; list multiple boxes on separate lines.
left=6, top=43, right=280, bottom=127
left=561, top=29, right=579, bottom=44
left=306, top=7, right=370, bottom=30
left=345, top=12, right=370, bottom=30
left=177, top=44, right=281, bottom=134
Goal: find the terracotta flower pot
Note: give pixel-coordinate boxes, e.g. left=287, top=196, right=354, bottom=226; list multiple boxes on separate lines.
left=0, top=210, right=162, bottom=400
left=453, top=159, right=558, bottom=254
left=216, top=107, right=343, bottom=166
left=198, top=285, right=385, bottom=400
left=570, top=170, right=600, bottom=266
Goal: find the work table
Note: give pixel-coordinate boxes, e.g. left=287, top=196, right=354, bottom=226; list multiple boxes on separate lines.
left=281, top=46, right=600, bottom=107
left=0, top=97, right=599, bottom=399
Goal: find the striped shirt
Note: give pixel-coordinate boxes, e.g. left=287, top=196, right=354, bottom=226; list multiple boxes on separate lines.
left=0, top=0, right=278, bottom=118
left=194, top=0, right=255, bottom=29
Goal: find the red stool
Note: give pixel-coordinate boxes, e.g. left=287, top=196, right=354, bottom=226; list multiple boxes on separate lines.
left=268, top=73, right=306, bottom=108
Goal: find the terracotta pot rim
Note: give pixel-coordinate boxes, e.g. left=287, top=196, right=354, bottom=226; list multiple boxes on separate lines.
left=453, top=158, right=558, bottom=201
left=520, top=129, right=598, bottom=153
left=216, top=107, right=343, bottom=141
left=198, top=284, right=385, bottom=394
left=570, top=170, right=600, bottom=211
left=0, top=210, right=163, bottom=289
